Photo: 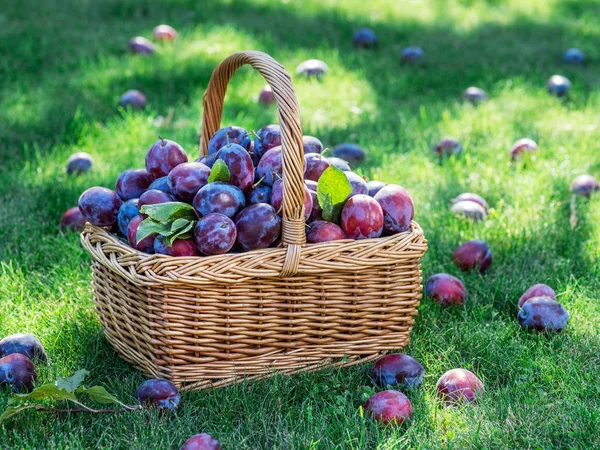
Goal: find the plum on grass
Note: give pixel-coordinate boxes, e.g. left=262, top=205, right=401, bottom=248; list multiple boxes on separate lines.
left=425, top=273, right=467, bottom=306
left=367, top=181, right=387, bottom=197
left=437, top=368, right=484, bottom=406
left=374, top=184, right=414, bottom=234
left=270, top=179, right=313, bottom=221
left=450, top=200, right=487, bottom=221
left=147, top=176, right=173, bottom=194
left=254, top=125, right=281, bottom=162
left=452, top=239, right=492, bottom=273
left=119, top=90, right=146, bottom=110
left=66, top=152, right=93, bottom=175
left=333, top=143, right=365, bottom=166
left=563, top=48, right=584, bottom=65
left=60, top=207, right=86, bottom=232
left=304, top=153, right=330, bottom=181
left=463, top=87, right=488, bottom=104
left=363, top=390, right=412, bottom=425
left=452, top=193, right=488, bottom=212
left=341, top=194, right=383, bottom=240
left=0, top=354, right=36, bottom=392
left=256, top=146, right=283, bottom=186
left=145, top=137, right=188, bottom=178
left=153, top=24, right=177, bottom=41
left=371, top=353, right=424, bottom=388
left=116, top=168, right=155, bottom=200
left=519, top=283, right=556, bottom=308
left=193, top=182, right=246, bottom=218
left=305, top=180, right=322, bottom=221
left=434, top=138, right=463, bottom=158
left=180, top=434, right=222, bottom=450
left=306, top=220, right=346, bottom=243
left=136, top=378, right=180, bottom=409
left=296, top=59, right=328, bottom=79
left=207, top=126, right=252, bottom=155
left=345, top=172, right=369, bottom=198
left=194, top=213, right=237, bottom=255
left=510, top=138, right=538, bottom=161
left=217, top=143, right=255, bottom=192
left=546, top=75, right=571, bottom=97
left=154, top=236, right=199, bottom=257
left=79, top=187, right=122, bottom=227
left=352, top=28, right=377, bottom=48
left=138, top=190, right=176, bottom=217
left=167, top=162, right=211, bottom=202
left=258, top=85, right=275, bottom=105
left=328, top=157, right=351, bottom=172
left=117, top=199, right=140, bottom=236
left=518, top=297, right=569, bottom=332
left=235, top=203, right=281, bottom=251
left=570, top=174, right=599, bottom=197
left=0, top=334, right=47, bottom=362
left=400, top=46, right=424, bottom=63
left=303, top=136, right=324, bottom=154
left=128, top=36, right=155, bottom=54
left=127, top=215, right=155, bottom=253
left=245, top=184, right=272, bottom=205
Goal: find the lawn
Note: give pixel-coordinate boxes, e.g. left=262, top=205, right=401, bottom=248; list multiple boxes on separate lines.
left=1, top=0, right=600, bottom=448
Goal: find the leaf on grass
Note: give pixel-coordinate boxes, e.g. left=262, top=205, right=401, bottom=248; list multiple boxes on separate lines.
left=317, top=166, right=352, bottom=223
left=0, top=405, right=39, bottom=424
left=208, top=159, right=230, bottom=183
left=139, top=202, right=196, bottom=223
left=77, top=385, right=125, bottom=407
left=56, top=369, right=89, bottom=393
left=10, top=383, right=77, bottom=405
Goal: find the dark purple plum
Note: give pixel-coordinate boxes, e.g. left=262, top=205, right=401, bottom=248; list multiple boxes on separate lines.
left=154, top=236, right=199, bottom=257
left=254, top=125, right=281, bottom=162
left=270, top=179, right=313, bottom=221
left=217, top=143, right=255, bottom=192
left=352, top=28, right=377, bottom=48
left=256, top=146, right=282, bottom=186
left=66, top=152, right=93, bottom=175
left=119, top=90, right=147, bottom=110
left=296, top=59, right=328, bottom=79
left=60, top=207, right=86, bottom=232
left=193, top=182, right=246, bottom=218
left=345, top=172, right=369, bottom=198
left=518, top=297, right=569, bottom=332
left=327, top=157, right=352, bottom=172
left=207, top=126, right=252, bottom=155
left=258, top=85, right=275, bottom=105
left=128, top=36, right=155, bottom=54
left=434, top=138, right=463, bottom=158
left=235, top=203, right=281, bottom=251
left=463, top=87, right=488, bottom=104
left=136, top=378, right=180, bottom=409
left=0, top=354, right=36, bottom=392
left=546, top=75, right=571, bottom=97
left=167, top=162, right=210, bottom=202
left=306, top=220, right=346, bottom=243
left=304, top=153, right=330, bottom=181
left=245, top=184, right=272, bottom=205
left=371, top=354, right=424, bottom=388
left=519, top=284, right=556, bottom=308
left=400, top=46, right=424, bottom=63
left=425, top=273, right=467, bottom=306
left=138, top=190, right=176, bottom=217
left=116, top=169, right=155, bottom=200
left=452, top=193, right=488, bottom=212
left=363, top=390, right=412, bottom=425
left=153, top=24, right=177, bottom=41
left=145, top=137, right=188, bottom=178
left=563, top=48, right=584, bottom=65
left=333, top=143, right=365, bottom=166
left=147, top=176, right=173, bottom=194
left=303, top=136, right=324, bottom=154
left=196, top=153, right=218, bottom=169
left=570, top=174, right=599, bottom=197
left=180, top=434, right=222, bottom=450
left=511, top=138, right=538, bottom=160
left=0, top=334, right=47, bottom=363
left=450, top=200, right=487, bottom=221
left=452, top=239, right=492, bottom=273
left=127, top=215, right=156, bottom=253
left=78, top=187, right=122, bottom=227
left=341, top=195, right=383, bottom=240
left=374, top=184, right=414, bottom=234
left=367, top=181, right=387, bottom=197
left=117, top=199, right=140, bottom=236
left=305, top=180, right=322, bottom=221
left=437, top=369, right=484, bottom=406
left=194, top=213, right=237, bottom=255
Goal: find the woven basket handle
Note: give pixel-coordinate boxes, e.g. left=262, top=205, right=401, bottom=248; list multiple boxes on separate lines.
left=199, top=51, right=305, bottom=276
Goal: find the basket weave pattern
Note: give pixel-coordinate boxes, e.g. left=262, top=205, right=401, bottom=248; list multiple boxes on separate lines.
left=81, top=51, right=427, bottom=390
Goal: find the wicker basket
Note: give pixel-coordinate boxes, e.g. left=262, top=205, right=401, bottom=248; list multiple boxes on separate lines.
left=81, top=50, right=427, bottom=391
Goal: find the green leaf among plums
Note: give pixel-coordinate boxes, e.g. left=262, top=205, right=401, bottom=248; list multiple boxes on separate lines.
left=317, top=166, right=352, bottom=223
left=163, top=220, right=195, bottom=246
left=136, top=218, right=170, bottom=244
left=139, top=202, right=196, bottom=223
left=208, top=159, right=231, bottom=183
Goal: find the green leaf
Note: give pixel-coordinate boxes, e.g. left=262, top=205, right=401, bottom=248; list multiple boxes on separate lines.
left=136, top=218, right=170, bottom=244
left=56, top=369, right=89, bottom=393
left=139, top=202, right=196, bottom=223
left=163, top=220, right=195, bottom=246
left=208, top=159, right=230, bottom=183
left=10, top=383, right=77, bottom=405
left=170, top=218, right=190, bottom=234
left=77, top=385, right=125, bottom=406
left=0, top=405, right=39, bottom=424
left=317, top=166, right=352, bottom=223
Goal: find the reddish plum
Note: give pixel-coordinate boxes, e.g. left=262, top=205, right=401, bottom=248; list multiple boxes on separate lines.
left=345, top=172, right=369, bottom=198
left=305, top=180, right=322, bottom=221
left=463, top=87, right=488, bottom=104
left=235, top=203, right=281, bottom=251
left=306, top=220, right=346, bottom=243
left=194, top=213, right=237, bottom=255
left=437, top=368, right=484, bottom=406
left=258, top=85, right=275, bottom=105
left=450, top=200, right=487, bottom=221
left=154, top=236, right=199, bottom=257
left=117, top=199, right=140, bottom=236
left=303, top=136, right=324, bottom=154
left=374, top=184, right=414, bottom=234
left=352, top=28, right=377, bottom=48
left=327, top=157, right=351, bottom=172
left=434, top=138, right=463, bottom=158
left=153, top=24, right=177, bottom=41
left=452, top=193, right=488, bottom=212
left=425, top=273, right=467, bottom=306
left=138, top=189, right=176, bottom=217
left=245, top=184, right=272, bottom=205
left=60, top=207, right=86, bottom=232
left=167, top=162, right=210, bottom=202
left=180, top=434, right=222, bottom=450
left=367, top=181, right=387, bottom=197
left=371, top=353, right=424, bottom=388
left=256, top=146, right=282, bottom=186
left=400, top=46, right=424, bottom=63
left=119, top=90, right=147, bottom=110
left=0, top=354, right=36, bottom=392
left=341, top=195, right=383, bottom=240
left=145, top=137, right=188, bottom=178
left=217, top=143, right=255, bottom=192
left=270, top=179, right=313, bottom=221
left=136, top=378, right=180, bottom=409
left=570, top=174, right=599, bottom=197
left=66, top=152, right=93, bottom=175
left=511, top=138, right=538, bottom=160
left=254, top=125, right=281, bottom=161
left=193, top=182, right=246, bottom=218
left=127, top=215, right=156, bottom=253
left=519, top=284, right=556, bottom=308
left=547, top=75, right=571, bottom=97
left=0, top=334, right=47, bottom=363
left=207, top=126, right=252, bottom=155
left=518, top=297, right=569, bottom=332
left=78, top=187, right=122, bottom=227
left=304, top=153, right=330, bottom=181
left=116, top=169, right=155, bottom=201
left=452, top=239, right=492, bottom=273
left=296, top=59, right=328, bottom=79
left=333, top=143, right=365, bottom=166
left=128, top=37, right=155, bottom=54
left=363, top=390, right=412, bottom=425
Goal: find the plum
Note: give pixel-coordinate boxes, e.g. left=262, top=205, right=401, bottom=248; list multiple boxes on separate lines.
left=452, top=239, right=492, bottom=273
left=463, top=87, right=488, bottom=104
left=363, top=390, right=412, bottom=425
left=254, top=125, right=281, bottom=162
left=371, top=353, right=424, bottom=388
left=136, top=378, right=180, bottom=409
left=546, top=75, right=571, bottom=97
left=306, top=220, right=346, bottom=243
left=510, top=138, right=538, bottom=160
left=138, top=190, right=176, bottom=217
left=518, top=297, right=569, bottom=332
left=153, top=24, right=177, bottom=41
left=452, top=193, right=488, bottom=212
left=345, top=172, right=369, bottom=198
left=333, top=143, right=365, bottom=166
left=563, top=48, right=584, bottom=65
left=296, top=59, right=328, bottom=79
left=60, top=207, right=86, bottom=232
left=270, top=179, right=313, bottom=221
left=66, top=152, right=93, bottom=175
left=127, top=215, right=156, bottom=253
left=0, top=354, right=36, bottom=392
left=196, top=153, right=218, bottom=169
left=367, top=181, right=387, bottom=197
left=194, top=213, right=237, bottom=255
left=217, top=143, right=254, bottom=193
left=304, top=153, right=330, bottom=181
left=434, top=138, right=463, bottom=158
left=207, top=126, right=252, bottom=155
left=425, top=273, right=467, bottom=306
left=352, top=28, right=377, bottom=48
left=327, top=157, right=352, bottom=172
left=154, top=236, right=199, bottom=257
left=436, top=368, right=484, bottom=406
left=245, top=184, right=272, bottom=205
left=116, top=169, right=155, bottom=201
left=145, top=137, right=188, bottom=178
left=193, top=182, right=246, bottom=218
left=570, top=174, right=599, bottom=197
left=235, top=203, right=281, bottom=251
left=374, top=184, right=414, bottom=234
left=303, top=136, right=324, bottom=155
left=128, top=36, right=155, bottom=54
left=258, top=85, right=275, bottom=105
left=147, top=176, right=173, bottom=195
left=450, top=200, right=487, bottom=221
left=119, top=90, right=147, bottom=110
left=400, top=46, right=424, bottom=63
left=0, top=334, right=47, bottom=363
left=79, top=187, right=122, bottom=227
left=117, top=199, right=140, bottom=236
left=167, top=162, right=210, bottom=203
left=180, top=434, right=222, bottom=450
left=304, top=180, right=322, bottom=221
left=256, top=146, right=283, bottom=186
left=519, top=283, right=556, bottom=308
left=341, top=195, right=383, bottom=240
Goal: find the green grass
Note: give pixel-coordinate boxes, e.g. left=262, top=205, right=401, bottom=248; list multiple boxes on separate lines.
left=1, top=0, right=600, bottom=448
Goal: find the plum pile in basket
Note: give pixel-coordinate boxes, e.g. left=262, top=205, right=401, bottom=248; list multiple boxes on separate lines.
left=78, top=124, right=414, bottom=256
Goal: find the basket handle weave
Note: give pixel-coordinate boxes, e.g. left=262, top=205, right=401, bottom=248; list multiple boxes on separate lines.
left=199, top=51, right=305, bottom=276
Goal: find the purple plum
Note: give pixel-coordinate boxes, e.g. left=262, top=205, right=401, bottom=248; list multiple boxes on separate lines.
left=127, top=215, right=155, bottom=253
left=437, top=368, right=484, bottom=406
left=254, top=125, right=281, bottom=162
left=196, top=153, right=218, bottom=169
left=66, top=152, right=93, bottom=175
left=0, top=334, right=47, bottom=363
left=374, top=184, right=414, bottom=234
left=256, top=146, right=282, bottom=186
left=304, top=180, right=322, bottom=221
left=304, top=153, right=330, bottom=181
left=207, top=126, right=252, bottom=155
left=138, top=190, right=176, bottom=217
left=245, top=184, right=272, bottom=205
left=145, top=137, right=188, bottom=178
left=217, top=143, right=255, bottom=193
left=306, top=220, right=346, bottom=243
left=296, top=59, right=328, bottom=79
left=452, top=193, right=488, bottom=212
left=519, top=284, right=556, bottom=308
left=327, top=157, right=352, bottom=172
left=119, top=90, right=147, bottom=110
left=452, top=239, right=492, bottom=273
left=570, top=174, right=599, bottom=197
left=136, top=378, right=180, bottom=409
left=352, top=28, right=377, bottom=48
left=60, top=207, right=86, bottom=232
left=371, top=353, right=424, bottom=388
left=333, top=143, right=365, bottom=166
left=518, top=297, right=569, bottom=332
left=345, top=172, right=369, bottom=198
left=167, top=162, right=210, bottom=203
left=341, top=194, right=383, bottom=240
left=434, top=139, right=463, bottom=158
left=450, top=200, right=487, bottom=221
left=258, top=85, right=275, bottom=105
left=463, top=87, right=488, bottom=104
left=117, top=199, right=140, bottom=236
left=367, top=181, right=387, bottom=197
left=400, top=46, right=424, bottom=63
left=78, top=187, right=122, bottom=227
left=303, top=136, right=324, bottom=155
left=147, top=176, right=173, bottom=195
left=363, top=390, right=412, bottom=425
left=425, top=273, right=467, bottom=306
left=546, top=75, right=571, bottom=97
left=128, top=36, right=155, bottom=55
left=563, top=48, right=584, bottom=65
left=194, top=213, right=237, bottom=255
left=193, top=182, right=246, bottom=218
left=154, top=236, right=199, bottom=257
left=510, top=138, right=538, bottom=160
left=235, top=203, right=281, bottom=251
left=270, top=179, right=313, bottom=221
left=180, top=434, right=222, bottom=450
left=153, top=24, right=177, bottom=42
left=0, top=354, right=36, bottom=392
left=116, top=169, right=155, bottom=201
